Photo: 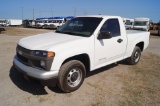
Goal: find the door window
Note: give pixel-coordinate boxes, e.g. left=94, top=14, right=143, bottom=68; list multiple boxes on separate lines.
left=100, top=19, right=120, bottom=37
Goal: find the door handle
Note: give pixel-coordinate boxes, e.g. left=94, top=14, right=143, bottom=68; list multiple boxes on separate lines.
left=117, top=39, right=123, bottom=43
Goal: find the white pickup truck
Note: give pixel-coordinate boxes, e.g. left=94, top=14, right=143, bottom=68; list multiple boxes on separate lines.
left=13, top=15, right=150, bottom=92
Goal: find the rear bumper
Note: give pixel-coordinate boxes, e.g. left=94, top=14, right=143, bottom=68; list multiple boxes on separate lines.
left=13, top=56, right=58, bottom=86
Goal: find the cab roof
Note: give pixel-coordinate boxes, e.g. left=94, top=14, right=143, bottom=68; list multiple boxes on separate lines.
left=77, top=15, right=121, bottom=19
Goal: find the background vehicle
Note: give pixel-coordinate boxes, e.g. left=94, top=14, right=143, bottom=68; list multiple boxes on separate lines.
left=13, top=15, right=150, bottom=93
left=43, top=20, right=54, bottom=29
left=49, top=20, right=64, bottom=29
left=123, top=18, right=134, bottom=29
left=22, top=20, right=36, bottom=28
left=35, top=18, right=48, bottom=28
left=6, top=19, right=22, bottom=26
left=49, top=16, right=74, bottom=29
left=133, top=17, right=150, bottom=31
left=34, top=16, right=74, bottom=29
left=0, top=19, right=7, bottom=26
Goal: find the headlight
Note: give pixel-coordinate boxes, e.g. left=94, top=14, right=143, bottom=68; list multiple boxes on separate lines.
left=32, top=50, right=55, bottom=57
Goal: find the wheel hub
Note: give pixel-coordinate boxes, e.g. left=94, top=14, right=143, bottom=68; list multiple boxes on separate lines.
left=134, top=52, right=140, bottom=62
left=67, top=68, right=82, bottom=87
left=71, top=72, right=78, bottom=82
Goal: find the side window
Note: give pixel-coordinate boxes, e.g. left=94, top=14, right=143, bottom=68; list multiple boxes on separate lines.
left=100, top=19, right=120, bottom=37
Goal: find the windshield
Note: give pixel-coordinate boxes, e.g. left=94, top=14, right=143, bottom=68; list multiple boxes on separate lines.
left=134, top=21, right=148, bottom=26
left=56, top=17, right=102, bottom=37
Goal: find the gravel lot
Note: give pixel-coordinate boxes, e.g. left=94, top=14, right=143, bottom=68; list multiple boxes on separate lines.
left=0, top=28, right=160, bottom=106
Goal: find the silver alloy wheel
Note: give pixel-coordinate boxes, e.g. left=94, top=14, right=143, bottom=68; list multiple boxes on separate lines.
left=67, top=68, right=82, bottom=88
left=134, top=51, right=140, bottom=63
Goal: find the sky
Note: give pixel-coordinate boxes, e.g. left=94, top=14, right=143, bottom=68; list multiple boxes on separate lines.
left=0, top=0, right=159, bottom=22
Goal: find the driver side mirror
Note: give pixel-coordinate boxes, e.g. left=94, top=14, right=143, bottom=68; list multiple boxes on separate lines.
left=97, top=31, right=112, bottom=39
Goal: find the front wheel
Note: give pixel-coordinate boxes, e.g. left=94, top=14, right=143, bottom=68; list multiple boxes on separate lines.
left=58, top=60, right=86, bottom=93
left=127, top=46, right=141, bottom=65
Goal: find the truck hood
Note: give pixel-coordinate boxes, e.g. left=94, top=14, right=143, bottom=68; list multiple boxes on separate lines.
left=18, top=32, right=85, bottom=50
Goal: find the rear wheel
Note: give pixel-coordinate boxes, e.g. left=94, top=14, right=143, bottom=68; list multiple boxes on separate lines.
left=58, top=60, right=86, bottom=93
left=127, top=46, right=141, bottom=65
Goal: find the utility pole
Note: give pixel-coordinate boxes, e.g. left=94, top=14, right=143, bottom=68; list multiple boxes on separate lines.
left=50, top=0, right=53, bottom=17
left=74, top=7, right=76, bottom=17
left=50, top=6, right=53, bottom=17
left=84, top=10, right=87, bottom=15
left=39, top=10, right=41, bottom=17
left=21, top=7, right=23, bottom=20
left=33, top=8, right=34, bottom=20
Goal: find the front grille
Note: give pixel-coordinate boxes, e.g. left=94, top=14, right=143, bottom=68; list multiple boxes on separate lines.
left=16, top=45, right=45, bottom=70
left=16, top=45, right=30, bottom=65
left=17, top=53, right=28, bottom=65
left=16, top=45, right=53, bottom=71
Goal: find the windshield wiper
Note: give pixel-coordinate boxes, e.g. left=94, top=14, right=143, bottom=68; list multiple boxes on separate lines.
left=63, top=32, right=76, bottom=35
left=56, top=31, right=87, bottom=37
left=63, top=32, right=87, bottom=36
left=55, top=31, right=74, bottom=35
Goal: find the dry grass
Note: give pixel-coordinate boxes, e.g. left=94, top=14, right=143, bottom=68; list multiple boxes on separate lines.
left=150, top=30, right=159, bottom=35
left=118, top=52, right=160, bottom=106
left=2, top=27, right=52, bottom=36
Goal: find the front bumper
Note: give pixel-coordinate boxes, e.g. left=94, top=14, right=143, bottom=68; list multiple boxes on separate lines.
left=13, top=56, right=58, bottom=86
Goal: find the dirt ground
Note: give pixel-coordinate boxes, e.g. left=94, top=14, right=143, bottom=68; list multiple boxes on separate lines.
left=0, top=27, right=160, bottom=106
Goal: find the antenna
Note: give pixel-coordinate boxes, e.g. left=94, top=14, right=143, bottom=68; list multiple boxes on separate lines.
left=21, top=7, right=23, bottom=20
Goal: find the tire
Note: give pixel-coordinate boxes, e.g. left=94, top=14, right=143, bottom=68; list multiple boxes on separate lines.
left=58, top=60, right=86, bottom=93
left=127, top=46, right=141, bottom=65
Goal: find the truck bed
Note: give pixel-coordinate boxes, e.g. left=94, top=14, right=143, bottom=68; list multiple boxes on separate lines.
left=126, top=30, right=148, bottom=34
left=124, top=29, right=150, bottom=59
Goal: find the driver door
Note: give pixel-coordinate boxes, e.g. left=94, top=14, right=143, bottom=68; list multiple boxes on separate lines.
left=94, top=18, right=126, bottom=68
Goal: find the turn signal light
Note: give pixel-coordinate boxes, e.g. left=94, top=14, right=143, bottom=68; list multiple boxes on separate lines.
left=47, top=52, right=55, bottom=57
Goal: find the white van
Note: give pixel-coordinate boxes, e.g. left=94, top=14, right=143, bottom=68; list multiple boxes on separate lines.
left=133, top=17, right=150, bottom=31
left=49, top=16, right=74, bottom=29
left=123, top=18, right=134, bottom=29
left=0, top=19, right=7, bottom=26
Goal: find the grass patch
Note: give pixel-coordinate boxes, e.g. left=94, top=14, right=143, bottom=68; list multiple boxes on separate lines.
left=66, top=93, right=72, bottom=97
left=87, top=82, right=99, bottom=89
left=39, top=97, right=46, bottom=103
left=91, top=102, right=105, bottom=106
left=117, top=53, right=160, bottom=106
left=150, top=30, right=158, bottom=35
left=3, top=27, right=52, bottom=36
